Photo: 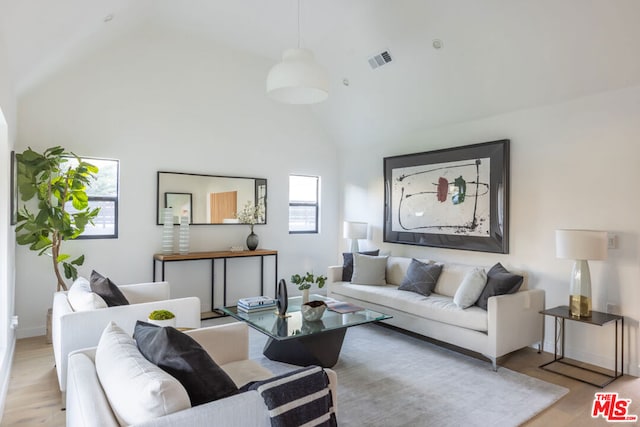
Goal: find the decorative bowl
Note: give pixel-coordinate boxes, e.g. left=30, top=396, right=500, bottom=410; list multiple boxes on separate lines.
left=301, top=301, right=327, bottom=321
left=147, top=317, right=176, bottom=327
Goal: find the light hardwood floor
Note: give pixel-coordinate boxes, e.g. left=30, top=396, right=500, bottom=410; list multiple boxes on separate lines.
left=2, top=334, right=639, bottom=426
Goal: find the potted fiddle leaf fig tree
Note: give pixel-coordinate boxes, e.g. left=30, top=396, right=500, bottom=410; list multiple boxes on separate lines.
left=15, top=146, right=100, bottom=292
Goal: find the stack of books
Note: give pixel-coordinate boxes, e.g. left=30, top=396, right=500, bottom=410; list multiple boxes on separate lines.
left=324, top=297, right=363, bottom=314
left=237, top=296, right=277, bottom=313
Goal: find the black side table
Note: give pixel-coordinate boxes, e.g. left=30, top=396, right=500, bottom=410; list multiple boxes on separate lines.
left=539, top=305, right=623, bottom=387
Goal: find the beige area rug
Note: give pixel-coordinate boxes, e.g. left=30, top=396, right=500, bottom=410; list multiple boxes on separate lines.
left=203, top=319, right=567, bottom=427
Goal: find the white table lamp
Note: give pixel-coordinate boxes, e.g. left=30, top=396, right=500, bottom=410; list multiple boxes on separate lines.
left=344, top=221, right=368, bottom=253
left=555, top=229, right=608, bottom=318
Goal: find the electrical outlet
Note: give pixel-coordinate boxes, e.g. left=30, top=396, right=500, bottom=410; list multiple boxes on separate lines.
left=607, top=303, right=621, bottom=315
left=10, top=315, right=18, bottom=329
left=607, top=233, right=618, bottom=249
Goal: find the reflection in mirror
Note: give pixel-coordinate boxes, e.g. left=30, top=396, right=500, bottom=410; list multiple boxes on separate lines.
left=165, top=192, right=192, bottom=224
left=157, top=171, right=267, bottom=225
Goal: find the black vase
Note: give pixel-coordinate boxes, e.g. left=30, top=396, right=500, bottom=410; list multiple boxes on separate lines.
left=247, top=232, right=259, bottom=251
left=276, top=279, right=288, bottom=316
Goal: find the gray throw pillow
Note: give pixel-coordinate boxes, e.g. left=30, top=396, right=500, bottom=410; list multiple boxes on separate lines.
left=134, top=321, right=238, bottom=406
left=350, top=253, right=388, bottom=285
left=341, top=250, right=380, bottom=281
left=398, top=259, right=443, bottom=296
left=475, top=263, right=523, bottom=310
left=90, top=270, right=129, bottom=307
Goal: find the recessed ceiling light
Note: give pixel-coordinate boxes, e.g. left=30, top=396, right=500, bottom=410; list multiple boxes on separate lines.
left=103, top=14, right=114, bottom=23
left=432, top=39, right=443, bottom=50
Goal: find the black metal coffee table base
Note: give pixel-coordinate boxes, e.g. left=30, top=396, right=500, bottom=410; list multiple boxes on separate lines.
left=263, top=328, right=347, bottom=367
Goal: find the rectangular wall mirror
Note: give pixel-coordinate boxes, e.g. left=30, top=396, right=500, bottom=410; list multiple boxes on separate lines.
left=157, top=171, right=267, bottom=225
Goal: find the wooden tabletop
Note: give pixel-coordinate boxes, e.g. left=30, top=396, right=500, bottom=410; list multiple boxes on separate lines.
left=153, top=249, right=277, bottom=261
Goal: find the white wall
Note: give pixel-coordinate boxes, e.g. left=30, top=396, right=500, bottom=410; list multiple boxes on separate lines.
left=14, top=23, right=339, bottom=335
left=338, top=85, right=640, bottom=375
left=0, top=28, right=17, bottom=422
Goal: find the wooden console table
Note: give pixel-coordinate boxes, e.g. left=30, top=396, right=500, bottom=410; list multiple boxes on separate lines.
left=153, top=249, right=278, bottom=319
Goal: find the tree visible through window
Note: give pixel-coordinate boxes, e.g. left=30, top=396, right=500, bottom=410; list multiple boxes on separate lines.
left=289, top=175, right=319, bottom=233
left=66, top=157, right=119, bottom=239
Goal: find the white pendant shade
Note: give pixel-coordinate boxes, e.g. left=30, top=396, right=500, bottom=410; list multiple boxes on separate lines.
left=266, top=48, right=329, bottom=104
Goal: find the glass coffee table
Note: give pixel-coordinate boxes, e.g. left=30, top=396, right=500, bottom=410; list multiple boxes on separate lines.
left=220, top=295, right=391, bottom=367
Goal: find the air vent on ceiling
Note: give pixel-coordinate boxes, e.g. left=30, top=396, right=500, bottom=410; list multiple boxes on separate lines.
left=368, top=50, right=393, bottom=70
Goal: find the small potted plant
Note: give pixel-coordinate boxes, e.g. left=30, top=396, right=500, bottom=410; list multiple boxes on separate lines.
left=291, top=272, right=327, bottom=305
left=291, top=271, right=327, bottom=322
left=147, top=309, right=176, bottom=327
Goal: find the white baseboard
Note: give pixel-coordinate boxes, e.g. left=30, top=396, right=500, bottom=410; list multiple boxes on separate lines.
left=0, top=335, right=16, bottom=423
left=16, top=325, right=45, bottom=339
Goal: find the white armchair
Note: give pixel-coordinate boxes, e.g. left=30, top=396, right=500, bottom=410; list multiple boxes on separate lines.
left=52, top=280, right=201, bottom=392
left=66, top=322, right=338, bottom=427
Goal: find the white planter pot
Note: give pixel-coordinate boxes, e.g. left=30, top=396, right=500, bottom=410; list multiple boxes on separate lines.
left=147, top=318, right=176, bottom=327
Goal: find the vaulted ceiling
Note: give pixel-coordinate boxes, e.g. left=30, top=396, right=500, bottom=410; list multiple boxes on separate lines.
left=2, top=0, right=640, bottom=146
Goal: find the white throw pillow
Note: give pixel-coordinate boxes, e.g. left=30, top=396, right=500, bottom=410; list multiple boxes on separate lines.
left=67, top=277, right=107, bottom=311
left=351, top=253, right=388, bottom=285
left=453, top=268, right=488, bottom=309
left=95, top=322, right=191, bottom=426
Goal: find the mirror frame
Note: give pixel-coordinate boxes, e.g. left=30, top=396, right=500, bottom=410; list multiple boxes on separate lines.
left=156, top=171, right=267, bottom=225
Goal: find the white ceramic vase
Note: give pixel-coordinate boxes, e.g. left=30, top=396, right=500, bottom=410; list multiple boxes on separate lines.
left=162, top=208, right=174, bottom=254
left=178, top=215, right=189, bottom=255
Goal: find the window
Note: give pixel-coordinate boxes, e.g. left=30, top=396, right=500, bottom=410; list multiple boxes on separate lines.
left=289, top=175, right=319, bottom=234
left=67, top=157, right=119, bottom=239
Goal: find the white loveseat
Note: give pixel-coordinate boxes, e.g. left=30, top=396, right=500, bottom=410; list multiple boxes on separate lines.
left=327, top=256, right=544, bottom=369
left=66, top=322, right=338, bottom=427
left=53, top=280, right=201, bottom=392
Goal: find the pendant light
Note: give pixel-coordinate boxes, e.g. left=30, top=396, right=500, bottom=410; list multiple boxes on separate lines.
left=266, top=0, right=329, bottom=104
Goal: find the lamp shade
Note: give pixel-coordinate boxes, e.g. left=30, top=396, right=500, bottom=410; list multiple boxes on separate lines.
left=344, top=221, right=368, bottom=240
left=555, top=229, right=607, bottom=261
left=266, top=48, right=329, bottom=104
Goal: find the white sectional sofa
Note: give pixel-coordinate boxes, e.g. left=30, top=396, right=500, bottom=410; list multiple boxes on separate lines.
left=66, top=322, right=338, bottom=427
left=327, top=256, right=544, bottom=369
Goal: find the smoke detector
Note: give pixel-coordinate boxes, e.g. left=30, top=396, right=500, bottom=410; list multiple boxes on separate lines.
left=368, top=50, right=393, bottom=70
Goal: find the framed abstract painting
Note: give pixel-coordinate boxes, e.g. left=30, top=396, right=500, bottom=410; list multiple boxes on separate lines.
left=383, top=139, right=510, bottom=253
